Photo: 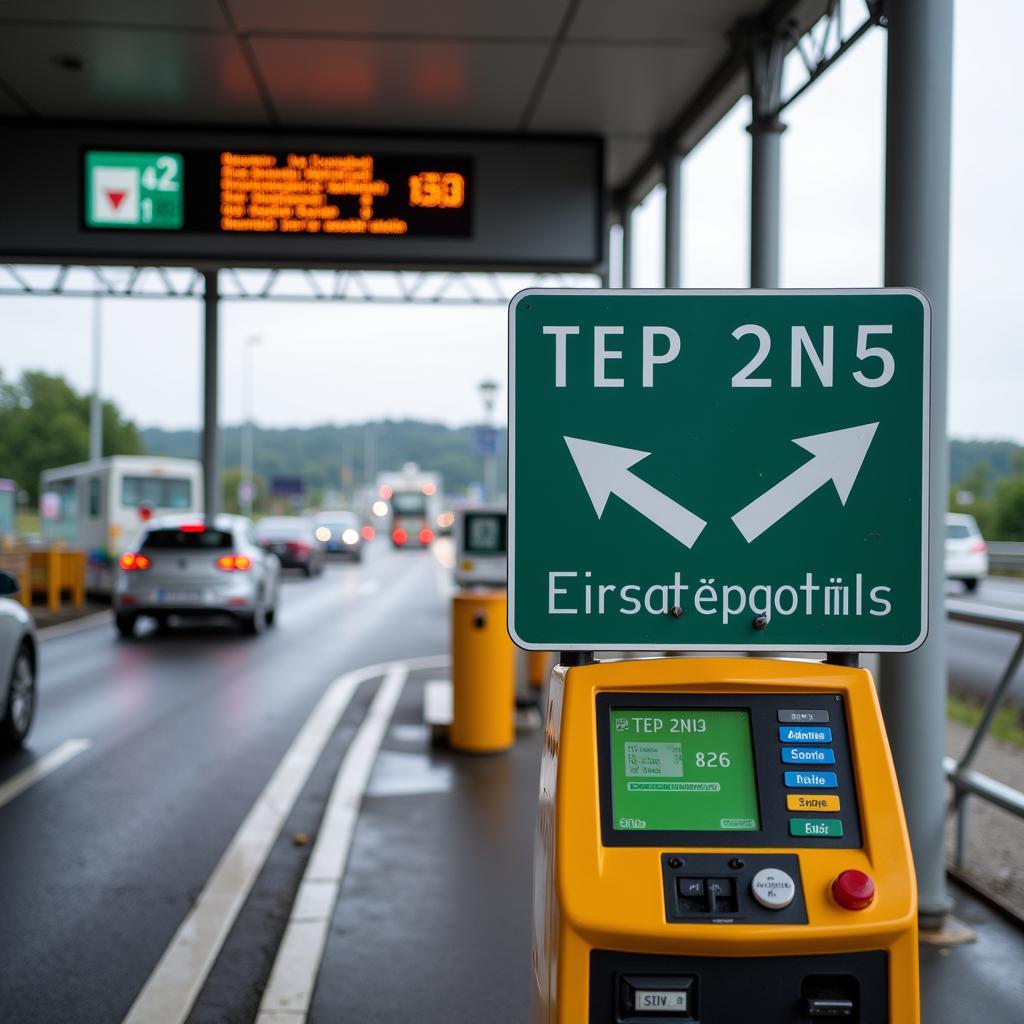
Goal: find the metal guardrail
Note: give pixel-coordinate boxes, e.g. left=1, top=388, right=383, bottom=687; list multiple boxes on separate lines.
left=986, top=541, right=1024, bottom=572
left=944, top=598, right=1024, bottom=869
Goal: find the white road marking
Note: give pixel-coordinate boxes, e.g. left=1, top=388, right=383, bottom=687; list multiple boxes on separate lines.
left=122, top=654, right=447, bottom=1024
left=0, top=738, right=92, bottom=810
left=366, top=750, right=453, bottom=798
left=255, top=664, right=410, bottom=1021
left=37, top=610, right=113, bottom=640
left=356, top=579, right=380, bottom=596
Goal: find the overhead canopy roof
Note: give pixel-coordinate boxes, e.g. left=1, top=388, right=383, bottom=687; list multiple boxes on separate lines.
left=0, top=0, right=828, bottom=203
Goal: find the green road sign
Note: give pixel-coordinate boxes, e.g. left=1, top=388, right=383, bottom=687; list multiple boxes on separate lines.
left=508, top=289, right=929, bottom=652
left=84, top=151, right=183, bottom=229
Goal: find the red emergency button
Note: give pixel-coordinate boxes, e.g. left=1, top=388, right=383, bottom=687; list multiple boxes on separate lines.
left=832, top=869, right=875, bottom=910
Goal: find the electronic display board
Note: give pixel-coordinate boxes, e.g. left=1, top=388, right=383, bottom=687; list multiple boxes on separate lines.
left=608, top=708, right=760, bottom=833
left=0, top=124, right=602, bottom=270
left=83, top=149, right=471, bottom=238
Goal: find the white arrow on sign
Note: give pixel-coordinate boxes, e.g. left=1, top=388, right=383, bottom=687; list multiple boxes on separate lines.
left=731, top=422, right=879, bottom=543
left=564, top=436, right=707, bottom=549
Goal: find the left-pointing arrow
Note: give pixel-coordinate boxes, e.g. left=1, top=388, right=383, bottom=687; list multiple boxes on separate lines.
left=564, top=436, right=707, bottom=549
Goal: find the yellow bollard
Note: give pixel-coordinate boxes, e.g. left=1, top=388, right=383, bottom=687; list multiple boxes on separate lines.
left=450, top=591, right=515, bottom=753
left=47, top=546, right=60, bottom=612
left=527, top=650, right=550, bottom=690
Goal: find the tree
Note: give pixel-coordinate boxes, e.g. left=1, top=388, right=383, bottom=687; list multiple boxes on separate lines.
left=0, top=370, right=144, bottom=502
left=990, top=475, right=1024, bottom=541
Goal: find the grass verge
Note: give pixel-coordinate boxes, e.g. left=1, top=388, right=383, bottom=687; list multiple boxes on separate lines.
left=948, top=693, right=1024, bottom=748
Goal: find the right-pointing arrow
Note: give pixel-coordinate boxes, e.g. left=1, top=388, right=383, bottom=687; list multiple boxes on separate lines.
left=731, top=422, right=879, bottom=543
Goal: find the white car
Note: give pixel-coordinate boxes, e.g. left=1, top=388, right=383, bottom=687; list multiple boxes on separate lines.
left=0, top=570, right=37, bottom=749
left=114, top=514, right=281, bottom=638
left=945, top=512, right=988, bottom=592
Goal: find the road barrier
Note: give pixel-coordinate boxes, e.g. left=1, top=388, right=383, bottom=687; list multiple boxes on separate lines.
left=986, top=541, right=1024, bottom=573
left=944, top=599, right=1024, bottom=871
left=0, top=542, right=86, bottom=612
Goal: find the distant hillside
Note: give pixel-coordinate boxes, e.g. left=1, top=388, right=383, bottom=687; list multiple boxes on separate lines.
left=140, top=420, right=506, bottom=498
left=141, top=427, right=1017, bottom=496
left=950, top=439, right=1022, bottom=490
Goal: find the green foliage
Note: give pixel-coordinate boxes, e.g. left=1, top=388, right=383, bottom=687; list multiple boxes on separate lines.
left=220, top=466, right=269, bottom=515
left=0, top=370, right=143, bottom=502
left=990, top=475, right=1024, bottom=541
left=143, top=419, right=505, bottom=499
left=950, top=439, right=1022, bottom=488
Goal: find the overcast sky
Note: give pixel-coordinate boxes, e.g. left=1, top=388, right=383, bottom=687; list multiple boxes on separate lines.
left=0, top=2, right=1020, bottom=441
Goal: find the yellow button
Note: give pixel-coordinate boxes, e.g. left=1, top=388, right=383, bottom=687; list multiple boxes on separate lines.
left=787, top=793, right=840, bottom=812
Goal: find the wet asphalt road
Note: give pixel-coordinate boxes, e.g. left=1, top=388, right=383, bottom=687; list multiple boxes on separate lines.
left=946, top=576, right=1024, bottom=708
left=0, top=543, right=452, bottom=1023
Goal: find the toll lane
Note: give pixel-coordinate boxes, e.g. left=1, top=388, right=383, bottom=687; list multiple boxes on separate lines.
left=0, top=544, right=448, bottom=1024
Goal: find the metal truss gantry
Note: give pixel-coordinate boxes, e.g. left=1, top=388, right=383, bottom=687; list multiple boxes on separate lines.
left=0, top=265, right=598, bottom=304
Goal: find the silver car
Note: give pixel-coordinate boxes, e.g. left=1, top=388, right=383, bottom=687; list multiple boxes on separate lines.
left=0, top=570, right=37, bottom=749
left=113, top=514, right=281, bottom=639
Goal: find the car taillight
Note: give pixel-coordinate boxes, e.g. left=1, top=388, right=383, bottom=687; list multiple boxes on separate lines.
left=216, top=554, right=252, bottom=571
left=419, top=528, right=434, bottom=544
left=180, top=522, right=206, bottom=533
left=119, top=552, right=151, bottom=571
left=288, top=542, right=310, bottom=555
left=392, top=528, right=408, bottom=545
left=361, top=525, right=376, bottom=541
left=970, top=540, right=987, bottom=553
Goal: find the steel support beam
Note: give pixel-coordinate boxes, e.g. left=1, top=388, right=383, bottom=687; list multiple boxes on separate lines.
left=664, top=155, right=684, bottom=288
left=748, top=30, right=787, bottom=288
left=202, top=270, right=220, bottom=519
left=878, top=0, right=955, bottom=929
left=621, top=207, right=634, bottom=288
left=89, top=297, right=102, bottom=463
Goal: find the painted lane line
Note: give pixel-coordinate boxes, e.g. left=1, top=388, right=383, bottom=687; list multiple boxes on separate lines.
left=121, top=654, right=447, bottom=1024
left=256, top=664, right=410, bottom=1021
left=0, top=737, right=92, bottom=810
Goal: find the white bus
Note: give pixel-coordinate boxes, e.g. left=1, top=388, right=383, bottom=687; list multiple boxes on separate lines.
left=40, top=456, right=203, bottom=594
left=377, top=465, right=442, bottom=548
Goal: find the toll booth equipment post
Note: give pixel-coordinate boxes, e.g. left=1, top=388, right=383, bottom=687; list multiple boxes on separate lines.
left=450, top=591, right=515, bottom=754
left=532, top=657, right=918, bottom=1023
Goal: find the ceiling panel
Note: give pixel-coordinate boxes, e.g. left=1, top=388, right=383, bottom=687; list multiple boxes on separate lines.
left=605, top=137, right=651, bottom=190
left=231, top=0, right=568, bottom=39
left=529, top=41, right=725, bottom=136
left=0, top=26, right=269, bottom=123
left=570, top=0, right=754, bottom=42
left=251, top=36, right=548, bottom=131
left=0, top=1, right=225, bottom=29
left=0, top=82, right=30, bottom=116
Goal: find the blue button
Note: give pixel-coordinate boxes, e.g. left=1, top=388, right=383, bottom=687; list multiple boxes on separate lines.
left=782, top=747, right=836, bottom=765
left=785, top=771, right=838, bottom=788
left=779, top=725, right=832, bottom=744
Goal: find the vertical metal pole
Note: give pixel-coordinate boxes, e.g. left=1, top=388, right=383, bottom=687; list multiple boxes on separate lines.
left=664, top=154, right=684, bottom=289
left=878, top=0, right=955, bottom=929
left=621, top=206, right=634, bottom=288
left=747, top=31, right=786, bottom=289
left=202, top=270, right=220, bottom=519
left=241, top=336, right=259, bottom=516
left=89, top=297, right=103, bottom=462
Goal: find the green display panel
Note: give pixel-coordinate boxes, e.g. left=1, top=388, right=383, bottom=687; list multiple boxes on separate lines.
left=84, top=151, right=184, bottom=229
left=609, top=708, right=760, bottom=832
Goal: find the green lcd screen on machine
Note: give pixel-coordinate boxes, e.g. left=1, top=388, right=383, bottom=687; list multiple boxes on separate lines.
left=609, top=708, right=761, bottom=832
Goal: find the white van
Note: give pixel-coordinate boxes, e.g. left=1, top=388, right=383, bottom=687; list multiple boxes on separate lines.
left=40, top=456, right=203, bottom=594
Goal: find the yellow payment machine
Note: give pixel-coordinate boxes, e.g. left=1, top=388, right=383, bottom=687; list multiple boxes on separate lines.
left=532, top=656, right=918, bottom=1023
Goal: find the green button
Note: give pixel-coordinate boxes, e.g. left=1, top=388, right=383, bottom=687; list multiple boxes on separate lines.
left=790, top=818, right=844, bottom=838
